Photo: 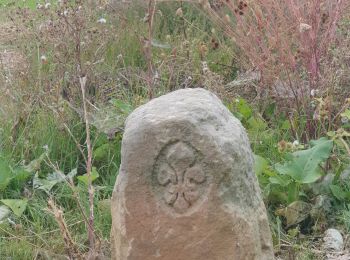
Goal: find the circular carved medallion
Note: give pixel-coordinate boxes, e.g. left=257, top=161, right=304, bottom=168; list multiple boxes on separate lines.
left=153, top=141, right=209, bottom=215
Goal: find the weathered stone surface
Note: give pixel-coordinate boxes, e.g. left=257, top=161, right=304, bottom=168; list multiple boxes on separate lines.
left=111, top=88, right=274, bottom=260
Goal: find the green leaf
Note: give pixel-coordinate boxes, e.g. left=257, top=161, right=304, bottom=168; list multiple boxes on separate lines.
left=236, top=98, right=252, bottom=120
left=1, top=199, right=28, bottom=217
left=287, top=182, right=299, bottom=203
left=232, top=112, right=244, bottom=121
left=280, top=120, right=291, bottom=130
left=0, top=205, right=11, bottom=222
left=24, top=152, right=48, bottom=173
left=0, top=159, right=12, bottom=191
left=341, top=109, right=350, bottom=120
left=33, top=169, right=77, bottom=193
left=33, top=172, right=63, bottom=193
left=309, top=137, right=330, bottom=147
left=77, top=167, right=99, bottom=186
left=66, top=168, right=77, bottom=181
left=94, top=143, right=113, bottom=162
left=269, top=175, right=291, bottom=187
left=247, top=117, right=267, bottom=131
left=330, top=185, right=347, bottom=201
left=275, top=138, right=333, bottom=183
left=254, top=154, right=268, bottom=176
left=327, top=131, right=336, bottom=138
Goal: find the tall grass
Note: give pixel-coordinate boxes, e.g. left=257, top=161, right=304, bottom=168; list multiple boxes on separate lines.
left=202, top=0, right=350, bottom=139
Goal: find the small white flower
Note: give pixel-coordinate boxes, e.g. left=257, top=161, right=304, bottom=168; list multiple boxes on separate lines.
left=98, top=18, right=107, bottom=24
left=63, top=10, right=68, bottom=16
left=310, top=89, right=316, bottom=97
left=292, top=140, right=299, bottom=147
left=201, top=61, right=209, bottom=74
left=45, top=3, right=51, bottom=9
left=43, top=144, right=49, bottom=150
left=37, top=3, right=43, bottom=9
left=299, top=23, right=312, bottom=33
left=40, top=55, right=47, bottom=63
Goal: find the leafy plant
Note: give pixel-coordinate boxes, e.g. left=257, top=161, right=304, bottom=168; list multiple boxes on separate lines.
left=0, top=199, right=28, bottom=217
left=77, top=167, right=99, bottom=186
left=275, top=137, right=333, bottom=184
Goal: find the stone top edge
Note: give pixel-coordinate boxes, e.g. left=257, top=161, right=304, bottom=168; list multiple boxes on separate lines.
left=125, top=88, right=226, bottom=124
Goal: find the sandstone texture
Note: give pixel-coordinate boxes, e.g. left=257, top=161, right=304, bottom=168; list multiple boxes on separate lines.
left=111, top=88, right=274, bottom=260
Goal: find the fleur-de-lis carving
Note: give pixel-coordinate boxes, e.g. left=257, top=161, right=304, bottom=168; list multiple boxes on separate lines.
left=156, top=142, right=206, bottom=213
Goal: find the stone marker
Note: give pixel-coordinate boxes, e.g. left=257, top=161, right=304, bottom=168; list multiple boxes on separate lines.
left=111, top=88, right=274, bottom=260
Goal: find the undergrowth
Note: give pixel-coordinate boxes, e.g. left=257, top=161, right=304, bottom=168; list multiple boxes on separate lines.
left=0, top=1, right=350, bottom=259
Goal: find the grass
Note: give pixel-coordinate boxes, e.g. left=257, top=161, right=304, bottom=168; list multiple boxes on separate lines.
left=0, top=1, right=349, bottom=259
left=0, top=0, right=37, bottom=9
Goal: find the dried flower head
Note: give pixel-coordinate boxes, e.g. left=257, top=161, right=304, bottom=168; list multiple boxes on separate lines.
left=175, top=8, right=183, bottom=17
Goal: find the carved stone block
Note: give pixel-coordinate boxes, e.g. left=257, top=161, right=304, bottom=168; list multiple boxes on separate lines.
left=111, top=88, right=274, bottom=260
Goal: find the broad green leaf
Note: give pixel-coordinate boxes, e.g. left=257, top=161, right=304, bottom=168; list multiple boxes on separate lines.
left=24, top=152, right=48, bottom=173
left=1, top=199, right=28, bottom=217
left=94, top=143, right=113, bottom=162
left=77, top=167, right=99, bottom=186
left=236, top=98, right=252, bottom=119
left=287, top=182, right=299, bottom=203
left=0, top=205, right=11, bottom=222
left=33, top=169, right=77, bottom=193
left=275, top=138, right=333, bottom=183
left=254, top=154, right=268, bottom=176
left=269, top=175, right=291, bottom=187
left=0, top=159, right=11, bottom=191
left=33, top=172, right=64, bottom=193
left=330, top=185, right=347, bottom=200
left=309, top=137, right=330, bottom=147
left=66, top=168, right=77, bottom=180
